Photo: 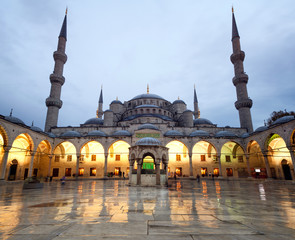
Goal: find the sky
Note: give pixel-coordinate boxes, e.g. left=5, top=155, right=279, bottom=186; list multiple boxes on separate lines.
left=0, top=0, right=295, bottom=131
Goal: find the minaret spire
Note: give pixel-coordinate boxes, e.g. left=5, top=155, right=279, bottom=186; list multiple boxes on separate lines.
left=96, top=86, right=103, bottom=118
left=45, top=10, right=68, bottom=132
left=230, top=9, right=253, bottom=132
left=193, top=84, right=200, bottom=119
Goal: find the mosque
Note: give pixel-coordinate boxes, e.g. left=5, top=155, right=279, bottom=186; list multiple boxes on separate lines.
left=0, top=10, right=294, bottom=185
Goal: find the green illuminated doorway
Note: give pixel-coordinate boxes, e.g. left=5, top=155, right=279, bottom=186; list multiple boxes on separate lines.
left=142, top=156, right=154, bottom=169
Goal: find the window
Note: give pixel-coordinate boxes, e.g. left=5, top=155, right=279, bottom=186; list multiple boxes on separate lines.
left=115, top=167, right=120, bottom=176
left=201, top=167, right=207, bottom=176
left=90, top=168, right=96, bottom=176
left=226, top=168, right=233, bottom=176
left=52, top=168, right=59, bottom=177
left=91, top=155, right=96, bottom=161
left=65, top=168, right=72, bottom=177
left=67, top=155, right=72, bottom=162
left=176, top=154, right=181, bottom=161
left=238, top=156, right=243, bottom=163
left=80, top=155, right=84, bottom=161
left=78, top=168, right=84, bottom=176
left=55, top=156, right=60, bottom=162
left=201, top=155, right=206, bottom=161
left=115, top=155, right=121, bottom=161
left=225, top=155, right=231, bottom=162
left=213, top=168, right=219, bottom=177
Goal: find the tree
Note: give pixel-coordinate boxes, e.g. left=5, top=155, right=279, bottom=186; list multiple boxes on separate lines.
left=266, top=110, right=295, bottom=126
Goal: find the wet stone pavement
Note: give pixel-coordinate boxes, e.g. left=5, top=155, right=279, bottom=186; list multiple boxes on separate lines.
left=0, top=179, right=295, bottom=240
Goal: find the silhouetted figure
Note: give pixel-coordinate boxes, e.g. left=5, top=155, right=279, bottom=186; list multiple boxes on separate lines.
left=196, top=174, right=200, bottom=182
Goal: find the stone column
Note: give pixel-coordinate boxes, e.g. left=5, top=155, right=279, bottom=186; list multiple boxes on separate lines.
left=189, top=152, right=193, bottom=177
left=287, top=147, right=295, bottom=179
left=137, top=160, right=141, bottom=185
left=287, top=147, right=295, bottom=168
left=104, top=153, right=108, bottom=177
left=75, top=154, right=80, bottom=180
left=28, top=152, right=35, bottom=177
left=165, top=164, right=168, bottom=185
left=129, top=163, right=133, bottom=185
left=263, top=153, right=271, bottom=178
left=0, top=146, right=11, bottom=180
left=246, top=155, right=251, bottom=178
left=156, top=163, right=160, bottom=185
left=47, top=154, right=53, bottom=177
left=217, top=155, right=222, bottom=177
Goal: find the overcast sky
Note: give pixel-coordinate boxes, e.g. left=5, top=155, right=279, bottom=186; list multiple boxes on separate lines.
left=0, top=1, right=294, bottom=131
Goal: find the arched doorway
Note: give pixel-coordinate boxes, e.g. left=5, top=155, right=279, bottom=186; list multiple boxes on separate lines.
left=281, top=159, right=292, bottom=180
left=142, top=155, right=154, bottom=170
left=8, top=159, right=18, bottom=180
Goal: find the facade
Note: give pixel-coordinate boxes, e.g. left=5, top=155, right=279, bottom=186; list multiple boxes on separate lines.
left=0, top=11, right=295, bottom=184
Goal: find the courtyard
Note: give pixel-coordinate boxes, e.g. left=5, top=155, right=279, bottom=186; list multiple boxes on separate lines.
left=0, top=179, right=294, bottom=240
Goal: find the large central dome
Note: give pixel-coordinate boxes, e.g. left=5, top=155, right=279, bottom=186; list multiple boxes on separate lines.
left=131, top=93, right=165, bottom=101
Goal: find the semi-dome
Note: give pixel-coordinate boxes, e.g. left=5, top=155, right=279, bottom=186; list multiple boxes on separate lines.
left=255, top=126, right=268, bottom=132
left=87, top=130, right=107, bottom=137
left=173, top=99, right=185, bottom=104
left=271, top=115, right=295, bottom=125
left=138, top=123, right=159, bottom=131
left=131, top=93, right=165, bottom=101
left=4, top=115, right=25, bottom=125
left=112, top=130, right=132, bottom=137
left=164, top=130, right=183, bottom=137
left=136, top=137, right=161, bottom=146
left=30, top=126, right=43, bottom=132
left=135, top=104, right=160, bottom=108
left=215, top=130, right=237, bottom=138
left=193, top=118, right=213, bottom=125
left=84, top=118, right=104, bottom=125
left=111, top=100, right=123, bottom=105
left=61, top=131, right=81, bottom=138
left=46, top=132, right=56, bottom=138
left=190, top=130, right=210, bottom=137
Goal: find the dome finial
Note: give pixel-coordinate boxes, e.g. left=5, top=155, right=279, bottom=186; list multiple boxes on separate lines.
left=232, top=5, right=234, bottom=13
left=9, top=108, right=13, bottom=117
left=178, top=96, right=180, bottom=100
left=66, top=7, right=68, bottom=15
left=116, top=96, right=118, bottom=101
left=31, top=121, right=34, bottom=127
left=147, top=84, right=149, bottom=94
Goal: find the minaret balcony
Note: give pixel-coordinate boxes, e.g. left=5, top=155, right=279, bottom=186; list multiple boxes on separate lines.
left=50, top=74, right=65, bottom=85
left=235, top=99, right=253, bottom=110
left=46, top=97, right=63, bottom=109
left=53, top=51, right=67, bottom=63
left=230, top=51, right=245, bottom=63
left=232, top=73, right=248, bottom=86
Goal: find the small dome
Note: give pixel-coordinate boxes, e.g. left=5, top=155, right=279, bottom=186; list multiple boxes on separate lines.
left=112, top=130, right=132, bottom=137
left=255, top=126, right=268, bottom=132
left=190, top=130, right=210, bottom=137
left=131, top=93, right=165, bottom=101
left=61, top=131, right=81, bottom=138
left=46, top=132, right=56, bottom=138
left=30, top=126, right=42, bottom=132
left=87, top=130, right=107, bottom=137
left=84, top=118, right=104, bottom=125
left=138, top=123, right=159, bottom=131
left=215, top=130, right=237, bottom=138
left=104, top=109, right=113, bottom=113
left=194, top=118, right=213, bottom=125
left=111, top=100, right=123, bottom=105
left=240, top=133, right=250, bottom=138
left=136, top=137, right=161, bottom=146
left=164, top=130, right=183, bottom=137
left=135, top=104, right=160, bottom=109
left=271, top=115, right=295, bottom=125
left=5, top=115, right=25, bottom=125
left=173, top=99, right=185, bottom=104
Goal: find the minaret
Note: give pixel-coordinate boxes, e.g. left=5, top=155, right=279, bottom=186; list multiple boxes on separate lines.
left=230, top=8, right=253, bottom=132
left=44, top=10, right=68, bottom=132
left=96, top=86, right=103, bottom=118
left=193, top=85, right=200, bottom=119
